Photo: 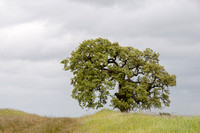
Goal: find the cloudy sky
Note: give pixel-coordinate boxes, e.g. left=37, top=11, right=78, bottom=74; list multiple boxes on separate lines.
left=0, top=0, right=200, bottom=117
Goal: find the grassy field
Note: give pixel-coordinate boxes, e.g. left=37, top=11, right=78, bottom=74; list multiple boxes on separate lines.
left=0, top=109, right=199, bottom=133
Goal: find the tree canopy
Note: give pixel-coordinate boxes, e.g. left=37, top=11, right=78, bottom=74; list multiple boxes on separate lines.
left=61, top=38, right=176, bottom=112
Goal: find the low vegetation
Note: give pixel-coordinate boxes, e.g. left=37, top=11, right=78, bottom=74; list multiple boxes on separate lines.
left=0, top=109, right=199, bottom=133
left=0, top=109, right=77, bottom=133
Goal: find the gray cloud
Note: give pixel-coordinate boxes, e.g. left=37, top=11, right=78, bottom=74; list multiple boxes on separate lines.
left=0, top=0, right=200, bottom=117
left=68, top=0, right=146, bottom=8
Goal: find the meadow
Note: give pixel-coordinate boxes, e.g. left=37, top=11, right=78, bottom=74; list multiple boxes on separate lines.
left=0, top=109, right=199, bottom=133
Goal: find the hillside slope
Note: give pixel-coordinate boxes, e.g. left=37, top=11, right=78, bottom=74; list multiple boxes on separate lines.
left=0, top=109, right=77, bottom=133
left=0, top=109, right=199, bottom=133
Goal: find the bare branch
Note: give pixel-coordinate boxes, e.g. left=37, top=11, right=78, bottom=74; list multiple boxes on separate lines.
left=124, top=79, right=141, bottom=84
left=121, top=59, right=128, bottom=68
left=108, top=58, right=118, bottom=66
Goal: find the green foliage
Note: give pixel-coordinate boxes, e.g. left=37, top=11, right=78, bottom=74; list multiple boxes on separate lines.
left=61, top=38, right=176, bottom=112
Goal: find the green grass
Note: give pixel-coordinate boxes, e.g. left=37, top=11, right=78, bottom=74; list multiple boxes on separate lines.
left=75, top=109, right=200, bottom=133
left=0, top=109, right=199, bottom=133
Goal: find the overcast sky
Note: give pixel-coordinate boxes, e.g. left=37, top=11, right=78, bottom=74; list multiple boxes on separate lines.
left=0, top=0, right=200, bottom=117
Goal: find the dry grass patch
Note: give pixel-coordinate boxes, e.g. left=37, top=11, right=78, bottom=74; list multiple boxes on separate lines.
left=0, top=109, right=77, bottom=133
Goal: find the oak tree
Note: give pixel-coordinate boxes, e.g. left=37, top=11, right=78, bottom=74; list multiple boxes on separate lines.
left=61, top=38, right=176, bottom=112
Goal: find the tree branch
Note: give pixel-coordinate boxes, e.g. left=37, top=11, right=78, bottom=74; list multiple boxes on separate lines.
left=129, top=66, right=144, bottom=78
left=121, top=59, right=128, bottom=68
left=124, top=79, right=141, bottom=84
left=108, top=58, right=118, bottom=66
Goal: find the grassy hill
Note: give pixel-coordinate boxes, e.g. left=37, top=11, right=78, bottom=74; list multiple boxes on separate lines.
left=0, top=109, right=199, bottom=133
